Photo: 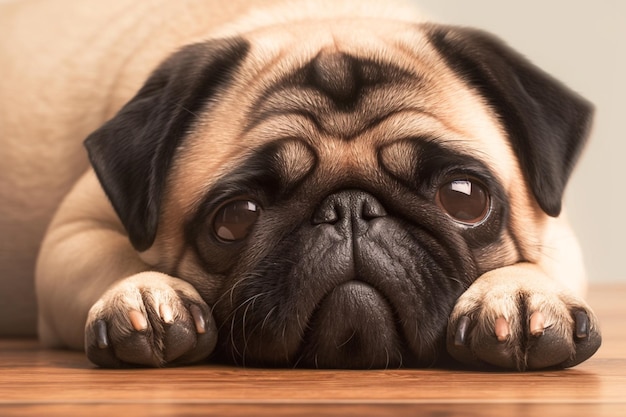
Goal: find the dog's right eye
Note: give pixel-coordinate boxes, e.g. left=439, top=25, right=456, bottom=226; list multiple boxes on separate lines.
left=436, top=179, right=490, bottom=226
left=213, top=200, right=261, bottom=242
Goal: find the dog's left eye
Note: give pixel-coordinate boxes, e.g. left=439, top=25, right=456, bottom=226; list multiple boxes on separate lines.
left=436, top=179, right=490, bottom=225
left=213, top=200, right=261, bottom=242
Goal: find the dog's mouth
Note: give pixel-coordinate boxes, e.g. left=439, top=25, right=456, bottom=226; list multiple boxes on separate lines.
left=212, top=191, right=471, bottom=368
left=214, top=266, right=456, bottom=368
left=213, top=251, right=464, bottom=368
left=296, top=280, right=405, bottom=368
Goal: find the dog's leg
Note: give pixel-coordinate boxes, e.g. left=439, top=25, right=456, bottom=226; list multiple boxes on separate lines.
left=446, top=214, right=601, bottom=370
left=447, top=263, right=600, bottom=370
left=36, top=171, right=217, bottom=367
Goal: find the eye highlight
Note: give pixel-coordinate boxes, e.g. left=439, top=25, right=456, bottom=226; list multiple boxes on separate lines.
left=436, top=179, right=490, bottom=225
left=213, top=199, right=261, bottom=242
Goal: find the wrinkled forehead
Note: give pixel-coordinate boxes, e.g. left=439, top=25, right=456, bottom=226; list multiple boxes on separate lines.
left=171, top=20, right=517, bottom=211
left=241, top=20, right=443, bottom=133
left=236, top=21, right=510, bottom=153
left=245, top=50, right=416, bottom=139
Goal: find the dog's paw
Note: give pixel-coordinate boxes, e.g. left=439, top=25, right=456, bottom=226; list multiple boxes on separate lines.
left=85, top=272, right=217, bottom=368
left=446, top=266, right=601, bottom=371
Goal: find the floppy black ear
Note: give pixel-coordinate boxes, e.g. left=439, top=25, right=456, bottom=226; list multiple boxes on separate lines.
left=85, top=38, right=250, bottom=251
left=426, top=25, right=593, bottom=217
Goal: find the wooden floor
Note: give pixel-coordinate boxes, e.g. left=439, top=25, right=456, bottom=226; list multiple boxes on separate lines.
left=1, top=285, right=625, bottom=417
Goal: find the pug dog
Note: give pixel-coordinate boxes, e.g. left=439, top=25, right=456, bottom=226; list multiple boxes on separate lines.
left=23, top=0, right=601, bottom=370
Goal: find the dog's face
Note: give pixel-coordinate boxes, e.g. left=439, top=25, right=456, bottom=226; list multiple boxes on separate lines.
left=85, top=20, right=592, bottom=368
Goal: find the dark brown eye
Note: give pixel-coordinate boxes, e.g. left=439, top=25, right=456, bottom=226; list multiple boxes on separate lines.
left=436, top=179, right=490, bottom=225
left=213, top=200, right=261, bottom=242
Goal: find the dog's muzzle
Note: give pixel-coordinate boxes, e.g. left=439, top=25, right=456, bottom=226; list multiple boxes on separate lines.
left=218, top=189, right=464, bottom=368
left=298, top=191, right=403, bottom=368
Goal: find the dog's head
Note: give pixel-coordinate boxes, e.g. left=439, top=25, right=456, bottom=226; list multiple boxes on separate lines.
left=85, top=20, right=592, bottom=368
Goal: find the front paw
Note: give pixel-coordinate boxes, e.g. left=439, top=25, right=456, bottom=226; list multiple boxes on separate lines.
left=447, top=266, right=601, bottom=371
left=85, top=272, right=217, bottom=368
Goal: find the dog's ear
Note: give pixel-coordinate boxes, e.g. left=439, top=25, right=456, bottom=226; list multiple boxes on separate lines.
left=426, top=25, right=593, bottom=217
left=85, top=38, right=250, bottom=251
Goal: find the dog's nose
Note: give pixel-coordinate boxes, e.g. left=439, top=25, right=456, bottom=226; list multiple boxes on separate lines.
left=312, top=190, right=387, bottom=235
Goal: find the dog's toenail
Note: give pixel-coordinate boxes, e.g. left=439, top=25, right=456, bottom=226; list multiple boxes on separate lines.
left=95, top=319, right=109, bottom=349
left=574, top=311, right=589, bottom=339
left=530, top=311, right=546, bottom=337
left=160, top=304, right=174, bottom=323
left=454, top=316, right=471, bottom=346
left=190, top=305, right=206, bottom=334
left=129, top=310, right=148, bottom=331
left=495, top=317, right=510, bottom=342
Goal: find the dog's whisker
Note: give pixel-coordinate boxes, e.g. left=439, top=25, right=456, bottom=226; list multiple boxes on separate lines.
left=383, top=346, right=390, bottom=370
left=260, top=305, right=278, bottom=332
left=229, top=313, right=241, bottom=361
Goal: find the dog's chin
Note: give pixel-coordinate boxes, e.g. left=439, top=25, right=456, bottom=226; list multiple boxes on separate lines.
left=214, top=279, right=441, bottom=369
left=297, top=281, right=405, bottom=369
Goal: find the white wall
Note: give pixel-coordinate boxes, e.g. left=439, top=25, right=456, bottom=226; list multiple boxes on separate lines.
left=413, top=0, right=626, bottom=282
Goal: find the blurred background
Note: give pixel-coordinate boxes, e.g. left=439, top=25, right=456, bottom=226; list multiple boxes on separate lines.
left=414, top=0, right=626, bottom=283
